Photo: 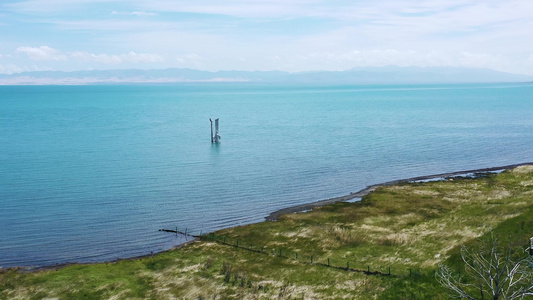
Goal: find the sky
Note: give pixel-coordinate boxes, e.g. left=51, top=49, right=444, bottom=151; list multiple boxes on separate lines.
left=1, top=0, right=533, bottom=75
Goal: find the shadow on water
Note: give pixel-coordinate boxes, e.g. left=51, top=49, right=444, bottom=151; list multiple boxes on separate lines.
left=210, top=142, right=221, bottom=155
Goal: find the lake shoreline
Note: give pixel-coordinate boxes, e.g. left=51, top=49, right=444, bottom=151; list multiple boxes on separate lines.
left=6, top=161, right=533, bottom=272
left=9, top=239, right=200, bottom=273
left=265, top=162, right=533, bottom=221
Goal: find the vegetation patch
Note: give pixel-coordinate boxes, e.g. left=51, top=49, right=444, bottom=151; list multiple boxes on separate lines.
left=1, top=167, right=533, bottom=299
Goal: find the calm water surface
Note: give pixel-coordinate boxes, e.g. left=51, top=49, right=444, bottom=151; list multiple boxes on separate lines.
left=1, top=83, right=532, bottom=267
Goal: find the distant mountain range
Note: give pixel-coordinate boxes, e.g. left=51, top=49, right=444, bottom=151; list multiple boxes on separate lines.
left=1, top=66, right=532, bottom=85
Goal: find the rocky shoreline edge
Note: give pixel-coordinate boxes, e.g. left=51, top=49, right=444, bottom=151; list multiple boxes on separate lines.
left=265, top=162, right=533, bottom=221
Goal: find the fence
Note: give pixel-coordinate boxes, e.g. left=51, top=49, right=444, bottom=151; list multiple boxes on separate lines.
left=199, top=232, right=430, bottom=278
left=160, top=228, right=433, bottom=278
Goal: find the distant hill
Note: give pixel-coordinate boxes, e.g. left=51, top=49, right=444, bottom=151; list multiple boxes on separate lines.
left=287, top=66, right=533, bottom=84
left=0, top=66, right=532, bottom=85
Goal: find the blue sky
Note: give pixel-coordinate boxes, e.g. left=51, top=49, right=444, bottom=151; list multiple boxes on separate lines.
left=1, top=0, right=532, bottom=74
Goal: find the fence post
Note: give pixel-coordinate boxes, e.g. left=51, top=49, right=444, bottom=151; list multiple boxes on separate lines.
left=347, top=262, right=349, bottom=271
left=311, top=256, right=314, bottom=264
left=327, top=258, right=330, bottom=267
left=389, top=267, right=391, bottom=275
left=236, top=240, right=239, bottom=247
left=279, top=249, right=282, bottom=257
left=295, top=253, right=298, bottom=261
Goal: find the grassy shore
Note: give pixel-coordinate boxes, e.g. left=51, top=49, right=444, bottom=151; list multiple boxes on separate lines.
left=2, top=165, right=533, bottom=299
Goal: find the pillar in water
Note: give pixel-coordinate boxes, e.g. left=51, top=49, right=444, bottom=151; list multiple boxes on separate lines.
left=214, top=118, right=221, bottom=143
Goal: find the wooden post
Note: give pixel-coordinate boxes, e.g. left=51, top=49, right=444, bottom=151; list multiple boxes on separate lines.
left=210, top=118, right=214, bottom=143
left=214, top=118, right=220, bottom=143
left=327, top=258, right=330, bottom=267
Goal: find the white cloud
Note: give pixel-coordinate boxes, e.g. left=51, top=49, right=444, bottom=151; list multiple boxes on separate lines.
left=131, top=11, right=156, bottom=17
left=4, top=0, right=533, bottom=75
left=121, top=51, right=165, bottom=63
left=124, top=0, right=319, bottom=19
left=4, top=0, right=113, bottom=14
left=51, top=19, right=161, bottom=31
left=458, top=52, right=509, bottom=70
left=111, top=11, right=157, bottom=17
left=175, top=54, right=206, bottom=69
left=70, top=51, right=165, bottom=64
left=71, top=52, right=121, bottom=64
left=4, top=0, right=314, bottom=18
left=0, top=63, right=50, bottom=74
left=0, top=64, right=25, bottom=74
left=248, top=49, right=524, bottom=74
left=16, top=46, right=68, bottom=61
left=176, top=54, right=202, bottom=63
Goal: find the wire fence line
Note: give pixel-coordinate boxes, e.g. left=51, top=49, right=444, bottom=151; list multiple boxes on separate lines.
left=197, top=232, right=433, bottom=278
left=159, top=227, right=433, bottom=279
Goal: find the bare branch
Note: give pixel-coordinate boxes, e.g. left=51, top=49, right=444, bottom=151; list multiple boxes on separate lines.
left=437, top=232, right=533, bottom=300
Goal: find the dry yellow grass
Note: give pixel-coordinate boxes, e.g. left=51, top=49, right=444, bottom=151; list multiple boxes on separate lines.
left=2, top=166, right=533, bottom=299
left=512, top=165, right=533, bottom=174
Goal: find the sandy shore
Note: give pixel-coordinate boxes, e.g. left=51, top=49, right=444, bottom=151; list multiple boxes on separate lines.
left=265, top=162, right=533, bottom=221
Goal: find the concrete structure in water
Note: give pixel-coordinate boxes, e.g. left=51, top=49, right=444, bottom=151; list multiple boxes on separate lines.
left=209, top=118, right=221, bottom=143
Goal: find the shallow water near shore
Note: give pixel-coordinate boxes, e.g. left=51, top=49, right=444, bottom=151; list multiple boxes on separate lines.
left=1, top=83, right=533, bottom=268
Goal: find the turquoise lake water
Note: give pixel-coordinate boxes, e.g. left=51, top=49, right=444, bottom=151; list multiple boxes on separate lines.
left=1, top=83, right=532, bottom=267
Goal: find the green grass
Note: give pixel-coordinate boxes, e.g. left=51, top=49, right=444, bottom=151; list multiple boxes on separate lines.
left=1, top=165, right=533, bottom=299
